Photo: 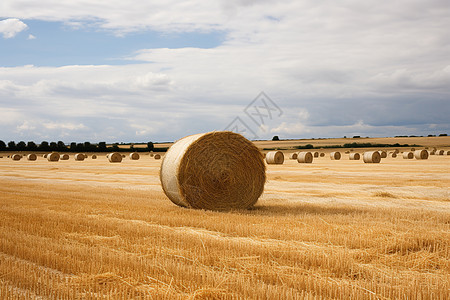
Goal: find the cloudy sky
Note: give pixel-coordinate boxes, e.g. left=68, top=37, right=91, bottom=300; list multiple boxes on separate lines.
left=1, top=0, right=449, bottom=143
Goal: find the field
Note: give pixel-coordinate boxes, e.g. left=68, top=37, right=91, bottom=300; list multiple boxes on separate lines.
left=0, top=139, right=449, bottom=299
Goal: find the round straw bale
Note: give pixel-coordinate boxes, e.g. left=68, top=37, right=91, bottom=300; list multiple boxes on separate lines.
left=393, top=149, right=399, bottom=154
left=411, top=148, right=415, bottom=151
left=266, top=151, right=284, bottom=164
left=379, top=151, right=387, bottom=158
left=363, top=151, right=381, bottom=163
left=150, top=153, right=154, bottom=157
left=414, top=150, right=428, bottom=160
left=27, top=153, right=37, bottom=161
left=130, top=152, right=140, bottom=160
left=11, top=154, right=22, bottom=161
left=92, top=154, right=97, bottom=159
left=344, top=151, right=350, bottom=154
left=436, top=150, right=444, bottom=155
left=330, top=152, right=341, bottom=160
left=349, top=153, right=360, bottom=160
left=391, top=152, right=397, bottom=158
left=75, top=153, right=85, bottom=161
left=429, top=150, right=435, bottom=155
left=59, top=154, right=69, bottom=160
left=446, top=151, right=450, bottom=155
left=320, top=152, right=325, bottom=157
left=43, top=154, right=48, bottom=158
left=47, top=153, right=60, bottom=162
left=402, top=152, right=414, bottom=159
left=289, top=152, right=298, bottom=160
left=160, top=131, right=266, bottom=210
left=154, top=154, right=161, bottom=160
left=313, top=152, right=319, bottom=158
left=107, top=152, right=122, bottom=163
left=297, top=152, right=313, bottom=163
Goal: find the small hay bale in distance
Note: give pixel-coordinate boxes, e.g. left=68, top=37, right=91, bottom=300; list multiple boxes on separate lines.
left=129, top=152, right=140, bottom=160
left=75, top=153, right=85, bottom=161
left=107, top=152, right=122, bottom=163
left=363, top=151, right=381, bottom=163
left=266, top=151, right=284, bottom=164
left=297, top=152, right=313, bottom=163
left=379, top=151, right=387, bottom=158
left=390, top=152, right=397, bottom=158
left=154, top=154, right=161, bottom=160
left=27, top=153, right=37, bottom=161
left=402, top=152, right=414, bottom=159
left=91, top=154, right=97, bottom=159
left=349, top=153, right=360, bottom=160
left=47, top=153, right=60, bottom=162
left=429, top=150, right=436, bottom=155
left=289, top=152, right=298, bottom=160
left=43, top=154, right=48, bottom=158
left=60, top=154, right=69, bottom=160
left=319, top=152, right=325, bottom=157
left=160, top=131, right=266, bottom=210
left=436, top=150, right=444, bottom=155
left=11, top=154, right=22, bottom=161
left=330, top=151, right=341, bottom=160
left=446, top=151, right=450, bottom=155
left=313, top=152, right=319, bottom=158
left=414, top=150, right=429, bottom=160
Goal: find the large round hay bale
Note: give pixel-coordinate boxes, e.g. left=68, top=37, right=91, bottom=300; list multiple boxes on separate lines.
left=107, top=152, right=122, bottom=163
left=154, top=154, right=161, bottom=160
left=47, top=153, right=60, bottom=162
left=75, top=153, right=85, bottom=161
left=414, top=150, right=428, bottom=160
left=330, top=152, right=341, bottom=160
left=130, top=152, right=140, bottom=160
left=60, top=154, right=69, bottom=160
left=319, top=152, right=325, bottom=157
left=349, top=153, right=360, bottom=160
left=379, top=151, right=387, bottom=158
left=160, top=131, right=266, bottom=210
left=363, top=151, right=381, bottom=163
left=436, top=150, right=444, bottom=155
left=27, top=154, right=37, bottom=161
left=313, top=152, right=319, bottom=158
left=288, top=152, right=298, bottom=160
left=266, top=151, right=284, bottom=164
left=91, top=154, right=97, bottom=159
left=297, top=152, right=313, bottom=163
left=402, top=152, right=414, bottom=159
left=11, top=154, right=22, bottom=161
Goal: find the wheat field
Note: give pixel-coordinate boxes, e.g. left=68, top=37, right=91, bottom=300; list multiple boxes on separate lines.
left=0, top=148, right=449, bottom=299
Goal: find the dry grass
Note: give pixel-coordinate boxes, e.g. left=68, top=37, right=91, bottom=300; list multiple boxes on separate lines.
left=0, top=152, right=449, bottom=299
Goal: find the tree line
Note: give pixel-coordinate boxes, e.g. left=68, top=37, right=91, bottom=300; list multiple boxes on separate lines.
left=0, top=141, right=167, bottom=152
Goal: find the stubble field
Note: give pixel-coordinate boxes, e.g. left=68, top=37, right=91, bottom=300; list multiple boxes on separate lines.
left=0, top=141, right=449, bottom=299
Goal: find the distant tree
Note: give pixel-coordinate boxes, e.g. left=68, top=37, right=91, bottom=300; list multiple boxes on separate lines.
left=57, top=141, right=67, bottom=151
left=98, top=142, right=107, bottom=151
left=0, top=140, right=6, bottom=151
left=439, top=133, right=448, bottom=136
left=7, top=141, right=16, bottom=150
left=353, top=136, right=361, bottom=138
left=112, top=143, right=119, bottom=150
left=76, top=143, right=85, bottom=152
left=16, top=141, right=27, bottom=151
left=427, top=135, right=435, bottom=137
left=27, top=141, right=38, bottom=151
left=147, top=142, right=154, bottom=151
left=344, top=136, right=347, bottom=138
left=305, top=144, right=314, bottom=149
left=38, top=141, right=50, bottom=151
left=70, top=142, right=77, bottom=152
left=272, top=136, right=280, bottom=141
left=49, top=142, right=58, bottom=151
left=84, top=142, right=93, bottom=151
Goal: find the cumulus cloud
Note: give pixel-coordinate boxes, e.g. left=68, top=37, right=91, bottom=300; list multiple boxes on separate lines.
left=27, top=34, right=36, bottom=39
left=0, top=18, right=28, bottom=38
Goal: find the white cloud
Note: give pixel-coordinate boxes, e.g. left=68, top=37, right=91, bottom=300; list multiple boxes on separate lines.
left=27, top=34, right=36, bottom=39
left=0, top=18, right=28, bottom=38
left=42, top=122, right=86, bottom=130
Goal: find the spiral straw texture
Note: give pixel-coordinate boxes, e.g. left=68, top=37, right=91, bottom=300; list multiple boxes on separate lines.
left=297, top=152, right=313, bottom=163
left=75, top=153, right=85, bottom=161
left=289, top=152, right=298, bottom=160
left=414, top=150, right=429, bottom=160
left=349, top=153, right=360, bottom=160
left=60, top=154, right=69, bottom=160
left=265, top=151, right=284, bottom=164
left=47, top=153, right=60, bottom=162
left=330, top=152, right=341, bottom=160
left=11, top=154, right=22, bottom=161
left=27, top=154, right=37, bottom=161
left=107, top=152, right=122, bottom=163
left=402, top=152, right=414, bottom=159
left=160, top=131, right=266, bottom=211
left=130, top=152, right=140, bottom=160
left=363, top=151, right=381, bottom=163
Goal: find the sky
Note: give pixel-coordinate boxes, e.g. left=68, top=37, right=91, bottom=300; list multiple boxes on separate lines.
left=1, top=0, right=449, bottom=143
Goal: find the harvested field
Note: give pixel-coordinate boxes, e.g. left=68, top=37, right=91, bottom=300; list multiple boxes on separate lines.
left=0, top=149, right=449, bottom=299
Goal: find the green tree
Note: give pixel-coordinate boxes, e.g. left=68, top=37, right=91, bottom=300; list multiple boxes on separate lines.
left=49, top=142, right=58, bottom=151
left=272, top=136, right=280, bottom=141
left=38, top=141, right=50, bottom=151
left=16, top=141, right=27, bottom=151
left=27, top=141, right=38, bottom=151
left=57, top=141, right=67, bottom=151
left=70, top=142, right=77, bottom=152
left=147, top=142, right=154, bottom=151
left=98, top=142, right=107, bottom=151
left=7, top=141, right=16, bottom=150
left=0, top=140, right=6, bottom=151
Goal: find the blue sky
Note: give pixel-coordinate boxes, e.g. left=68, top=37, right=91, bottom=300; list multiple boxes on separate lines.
left=1, top=0, right=449, bottom=143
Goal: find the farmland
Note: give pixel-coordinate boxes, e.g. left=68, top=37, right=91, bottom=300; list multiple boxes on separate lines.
left=0, top=137, right=449, bottom=299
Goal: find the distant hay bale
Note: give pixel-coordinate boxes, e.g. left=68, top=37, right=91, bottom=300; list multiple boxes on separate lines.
left=297, top=152, right=313, bottom=163
left=313, top=152, right=319, bottom=158
left=60, top=154, right=69, bottom=160
left=414, top=150, right=429, bottom=160
left=411, top=148, right=416, bottom=151
left=447, top=151, right=450, bottom=155
left=91, top=154, right=97, bottom=159
left=150, top=153, right=154, bottom=157
left=159, top=131, right=266, bottom=210
left=436, top=150, right=444, bottom=155
left=349, top=153, right=360, bottom=160
left=11, top=154, right=22, bottom=161
left=393, top=149, right=399, bottom=154
left=319, top=153, right=325, bottom=157
left=75, top=153, right=85, bottom=161
left=129, top=152, right=140, bottom=160
left=43, top=154, right=48, bottom=158
left=391, top=152, right=397, bottom=158
left=402, top=152, right=414, bottom=159
left=429, top=150, right=436, bottom=155
left=330, top=152, right=341, bottom=160
left=47, top=153, right=60, bottom=162
left=289, top=152, right=298, bottom=160
left=379, top=151, right=387, bottom=158
left=266, top=151, right=284, bottom=164
left=107, top=152, right=122, bottom=163
left=344, top=151, right=350, bottom=154
left=363, top=151, right=381, bottom=163
left=154, top=154, right=161, bottom=160
left=121, top=154, right=126, bottom=158
left=27, top=154, right=37, bottom=161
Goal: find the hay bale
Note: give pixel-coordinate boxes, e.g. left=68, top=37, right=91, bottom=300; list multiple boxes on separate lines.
left=313, top=152, right=319, bottom=158
left=429, top=150, right=436, bottom=155
left=447, top=151, right=450, bottom=155
left=129, top=152, right=140, bottom=160
left=436, top=150, right=444, bottom=155
left=160, top=131, right=266, bottom=210
left=92, top=154, right=97, bottom=159
left=363, top=151, right=381, bottom=163
left=402, top=152, right=414, bottom=159
left=107, top=152, right=122, bottom=163
left=266, top=151, right=284, bottom=164
left=379, top=151, right=387, bottom=158
left=411, top=148, right=416, bottom=152
left=43, top=154, right=48, bottom=158
left=349, top=153, right=360, bottom=160
left=297, top=152, right=313, bottom=163
left=344, top=151, right=350, bottom=154
left=75, top=153, right=85, bottom=161
left=319, top=152, right=325, bottom=157
left=414, top=150, right=429, bottom=160
left=11, top=154, right=22, bottom=161
left=288, top=152, right=298, bottom=160
left=121, top=154, right=126, bottom=158
left=150, top=153, right=154, bottom=157
left=154, top=154, right=161, bottom=160
left=60, top=154, right=69, bottom=160
left=47, top=153, right=60, bottom=162
left=391, top=152, right=397, bottom=158
left=330, top=152, right=341, bottom=160
left=27, top=154, right=37, bottom=161
left=393, top=149, right=399, bottom=154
